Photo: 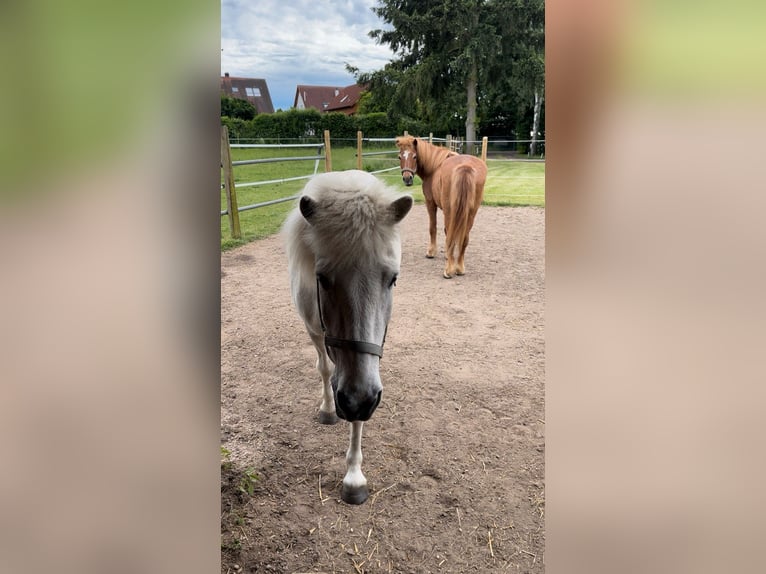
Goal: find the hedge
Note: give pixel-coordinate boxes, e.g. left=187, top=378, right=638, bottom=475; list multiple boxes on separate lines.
left=221, top=109, right=434, bottom=142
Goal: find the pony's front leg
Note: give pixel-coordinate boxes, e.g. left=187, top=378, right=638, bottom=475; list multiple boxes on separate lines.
left=341, top=421, right=368, bottom=504
left=309, top=332, right=339, bottom=425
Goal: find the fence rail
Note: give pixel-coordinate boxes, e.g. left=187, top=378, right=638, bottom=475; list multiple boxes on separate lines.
left=233, top=174, right=317, bottom=191
left=230, top=143, right=322, bottom=148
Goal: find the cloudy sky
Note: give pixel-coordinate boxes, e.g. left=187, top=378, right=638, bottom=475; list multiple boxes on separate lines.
left=221, top=0, right=395, bottom=111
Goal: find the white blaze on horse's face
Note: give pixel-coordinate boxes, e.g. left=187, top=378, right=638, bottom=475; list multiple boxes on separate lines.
left=315, top=259, right=399, bottom=421
left=398, top=148, right=417, bottom=187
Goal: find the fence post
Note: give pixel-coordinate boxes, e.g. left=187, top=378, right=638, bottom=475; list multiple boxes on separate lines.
left=323, top=130, right=332, bottom=172
left=221, top=125, right=241, bottom=240
left=481, top=136, right=488, bottom=163
left=429, top=132, right=433, bottom=144
left=446, top=134, right=452, bottom=150
left=356, top=130, right=363, bottom=170
left=403, top=130, right=409, bottom=137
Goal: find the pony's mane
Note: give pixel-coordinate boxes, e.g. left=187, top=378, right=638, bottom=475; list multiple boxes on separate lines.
left=284, top=170, right=406, bottom=277
left=395, top=136, right=456, bottom=177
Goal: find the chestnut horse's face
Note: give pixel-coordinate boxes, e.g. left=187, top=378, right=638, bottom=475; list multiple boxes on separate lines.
left=396, top=140, right=417, bottom=186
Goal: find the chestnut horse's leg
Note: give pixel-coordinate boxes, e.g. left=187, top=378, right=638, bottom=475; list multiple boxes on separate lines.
left=309, top=331, right=338, bottom=425
left=422, top=180, right=438, bottom=258
left=442, top=200, right=456, bottom=278
left=456, top=210, right=477, bottom=276
left=341, top=421, right=368, bottom=504
left=444, top=244, right=457, bottom=278
left=425, top=198, right=438, bottom=258
left=442, top=222, right=455, bottom=278
left=455, top=233, right=469, bottom=275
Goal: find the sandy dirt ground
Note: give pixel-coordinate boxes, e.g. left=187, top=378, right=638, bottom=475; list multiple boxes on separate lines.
left=221, top=203, right=544, bottom=573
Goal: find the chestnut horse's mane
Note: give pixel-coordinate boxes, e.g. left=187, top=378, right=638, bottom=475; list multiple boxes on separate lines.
left=396, top=136, right=457, bottom=178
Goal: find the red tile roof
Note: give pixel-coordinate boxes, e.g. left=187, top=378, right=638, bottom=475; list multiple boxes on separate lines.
left=294, top=84, right=365, bottom=114
left=221, top=74, right=275, bottom=114
left=325, top=84, right=364, bottom=113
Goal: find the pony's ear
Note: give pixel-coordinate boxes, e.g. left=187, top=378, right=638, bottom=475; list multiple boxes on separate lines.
left=299, top=196, right=317, bottom=222
left=412, top=138, right=418, bottom=148
left=389, top=195, right=413, bottom=223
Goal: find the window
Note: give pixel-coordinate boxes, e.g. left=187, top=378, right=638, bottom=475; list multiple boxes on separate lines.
left=231, top=86, right=239, bottom=93
left=245, top=86, right=261, bottom=97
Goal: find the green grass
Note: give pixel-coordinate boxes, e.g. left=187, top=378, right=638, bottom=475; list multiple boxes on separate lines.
left=484, top=160, right=545, bottom=206
left=221, top=144, right=544, bottom=250
left=372, top=158, right=545, bottom=208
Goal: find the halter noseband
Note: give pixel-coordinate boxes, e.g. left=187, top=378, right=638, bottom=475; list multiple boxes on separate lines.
left=315, top=276, right=387, bottom=358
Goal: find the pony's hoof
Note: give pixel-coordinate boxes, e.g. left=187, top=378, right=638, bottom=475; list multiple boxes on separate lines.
left=341, top=483, right=369, bottom=505
left=317, top=411, right=340, bottom=425
left=425, top=253, right=435, bottom=259
left=443, top=272, right=453, bottom=279
left=456, top=270, right=465, bottom=276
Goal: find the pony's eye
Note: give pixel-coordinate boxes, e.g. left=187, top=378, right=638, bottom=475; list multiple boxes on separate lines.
left=388, top=275, right=398, bottom=288
left=316, top=273, right=331, bottom=290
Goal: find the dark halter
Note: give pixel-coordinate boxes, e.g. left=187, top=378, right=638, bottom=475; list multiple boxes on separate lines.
left=315, top=276, right=387, bottom=358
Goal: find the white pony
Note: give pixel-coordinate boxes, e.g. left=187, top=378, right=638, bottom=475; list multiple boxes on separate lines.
left=283, top=170, right=413, bottom=504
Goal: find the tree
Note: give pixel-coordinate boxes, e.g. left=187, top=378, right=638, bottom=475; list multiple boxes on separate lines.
left=365, top=0, right=543, bottom=149
left=487, top=0, right=544, bottom=153
left=220, top=95, right=256, bottom=121
left=347, top=62, right=416, bottom=117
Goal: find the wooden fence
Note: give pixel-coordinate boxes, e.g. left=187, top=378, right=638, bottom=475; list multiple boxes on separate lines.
left=221, top=127, right=541, bottom=239
left=220, top=126, right=332, bottom=239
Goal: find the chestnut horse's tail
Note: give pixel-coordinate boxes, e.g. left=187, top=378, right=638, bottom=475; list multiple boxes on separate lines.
left=446, top=165, right=478, bottom=261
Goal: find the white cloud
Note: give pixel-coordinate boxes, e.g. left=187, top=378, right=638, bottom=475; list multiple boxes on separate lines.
left=221, top=0, right=393, bottom=110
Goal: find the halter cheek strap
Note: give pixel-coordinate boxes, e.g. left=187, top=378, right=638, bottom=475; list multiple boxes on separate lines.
left=315, top=276, right=386, bottom=358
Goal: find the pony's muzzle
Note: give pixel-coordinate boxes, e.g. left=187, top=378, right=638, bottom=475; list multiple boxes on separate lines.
left=333, top=385, right=382, bottom=422
left=402, top=175, right=414, bottom=186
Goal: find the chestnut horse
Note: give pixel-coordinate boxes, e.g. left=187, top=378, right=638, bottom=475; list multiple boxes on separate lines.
left=395, top=136, right=487, bottom=278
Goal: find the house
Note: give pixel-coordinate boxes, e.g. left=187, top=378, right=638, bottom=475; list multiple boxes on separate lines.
left=325, top=84, right=365, bottom=115
left=221, top=73, right=274, bottom=114
left=293, top=84, right=365, bottom=115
